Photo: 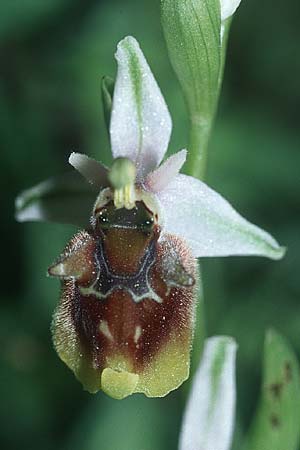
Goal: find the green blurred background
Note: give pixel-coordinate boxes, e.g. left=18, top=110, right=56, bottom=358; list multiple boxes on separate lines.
left=1, top=1, right=299, bottom=449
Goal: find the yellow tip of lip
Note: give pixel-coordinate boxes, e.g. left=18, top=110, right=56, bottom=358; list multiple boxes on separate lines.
left=101, top=368, right=139, bottom=400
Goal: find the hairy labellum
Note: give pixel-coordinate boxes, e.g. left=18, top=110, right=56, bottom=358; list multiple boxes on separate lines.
left=49, top=195, right=197, bottom=399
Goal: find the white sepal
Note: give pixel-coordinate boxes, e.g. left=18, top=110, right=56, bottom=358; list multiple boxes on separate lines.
left=15, top=172, right=95, bottom=227
left=158, top=174, right=285, bottom=260
left=110, top=36, right=172, bottom=180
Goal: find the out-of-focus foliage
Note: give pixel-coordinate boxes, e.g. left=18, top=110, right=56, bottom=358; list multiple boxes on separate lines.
left=0, top=1, right=299, bottom=449
left=242, top=330, right=300, bottom=450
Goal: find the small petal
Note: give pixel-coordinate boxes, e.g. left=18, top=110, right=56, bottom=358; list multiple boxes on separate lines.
left=15, top=172, right=96, bottom=227
left=144, top=149, right=187, bottom=193
left=220, top=0, right=242, bottom=21
left=110, top=36, right=172, bottom=179
left=179, top=336, right=237, bottom=450
left=158, top=174, right=285, bottom=260
left=69, top=152, right=109, bottom=189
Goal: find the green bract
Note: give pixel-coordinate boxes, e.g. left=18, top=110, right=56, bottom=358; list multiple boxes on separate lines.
left=161, top=0, right=241, bottom=178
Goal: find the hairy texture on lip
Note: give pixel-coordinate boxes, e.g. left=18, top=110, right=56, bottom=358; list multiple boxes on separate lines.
left=51, top=230, right=198, bottom=397
left=49, top=230, right=97, bottom=283
left=51, top=279, right=102, bottom=393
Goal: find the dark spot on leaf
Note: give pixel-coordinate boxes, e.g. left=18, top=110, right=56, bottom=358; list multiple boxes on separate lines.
left=270, top=413, right=280, bottom=428
left=284, top=362, right=292, bottom=382
left=269, top=382, right=283, bottom=399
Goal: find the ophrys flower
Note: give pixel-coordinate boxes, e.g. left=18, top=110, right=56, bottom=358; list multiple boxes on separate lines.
left=16, top=36, right=284, bottom=399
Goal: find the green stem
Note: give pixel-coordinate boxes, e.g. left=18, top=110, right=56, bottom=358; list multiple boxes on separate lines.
left=184, top=115, right=212, bottom=389
left=185, top=114, right=214, bottom=180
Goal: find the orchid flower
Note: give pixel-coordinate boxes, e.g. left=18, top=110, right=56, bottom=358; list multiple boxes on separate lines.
left=16, top=36, right=284, bottom=400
